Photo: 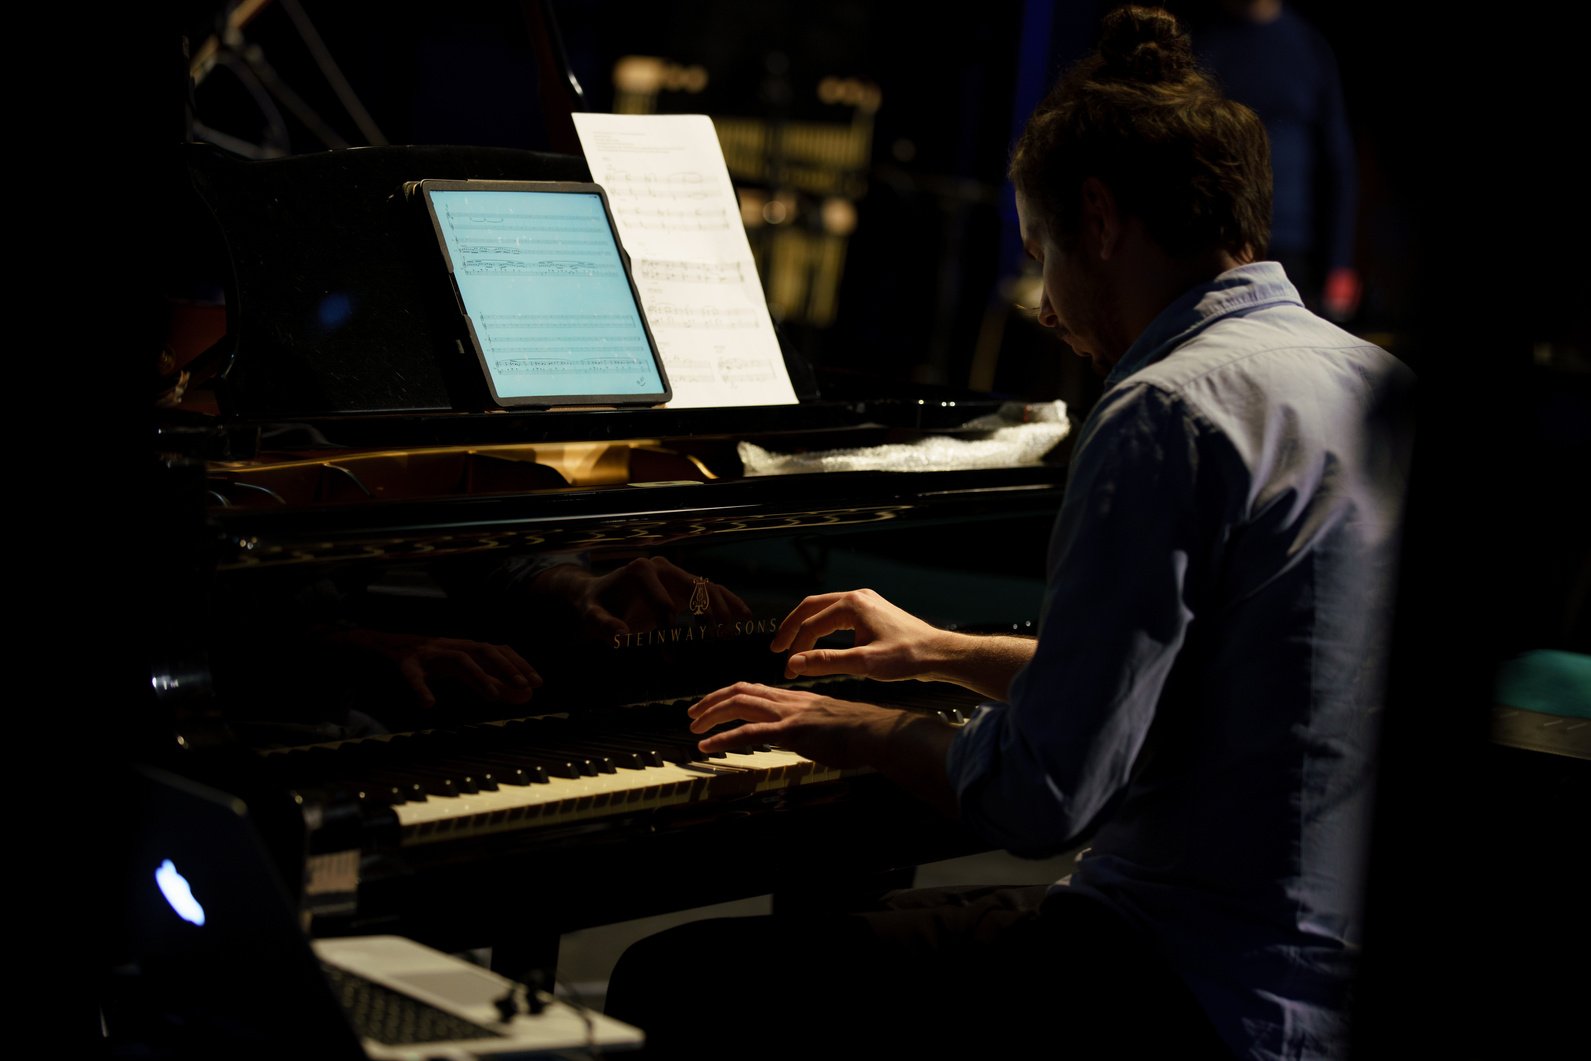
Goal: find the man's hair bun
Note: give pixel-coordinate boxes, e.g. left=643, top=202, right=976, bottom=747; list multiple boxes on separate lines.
left=1009, top=3, right=1271, bottom=262
left=1095, top=5, right=1196, bottom=84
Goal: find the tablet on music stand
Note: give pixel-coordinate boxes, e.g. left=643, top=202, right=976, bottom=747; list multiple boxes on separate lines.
left=413, top=179, right=672, bottom=409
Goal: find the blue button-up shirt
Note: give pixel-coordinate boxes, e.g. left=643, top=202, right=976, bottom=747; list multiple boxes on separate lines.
left=946, top=262, right=1412, bottom=1059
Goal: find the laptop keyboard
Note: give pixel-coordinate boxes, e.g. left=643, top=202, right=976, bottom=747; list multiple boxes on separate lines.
left=321, top=961, right=507, bottom=1045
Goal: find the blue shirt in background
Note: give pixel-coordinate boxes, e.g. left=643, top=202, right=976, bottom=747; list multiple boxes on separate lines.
left=1195, top=11, right=1358, bottom=275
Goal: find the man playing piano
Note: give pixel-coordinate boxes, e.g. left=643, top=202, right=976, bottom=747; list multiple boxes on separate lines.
left=608, top=7, right=1410, bottom=1059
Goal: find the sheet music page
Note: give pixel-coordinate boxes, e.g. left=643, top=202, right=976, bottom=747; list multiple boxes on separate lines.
left=573, top=113, right=798, bottom=408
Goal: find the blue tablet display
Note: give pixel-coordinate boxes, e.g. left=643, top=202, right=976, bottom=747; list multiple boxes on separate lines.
left=421, top=181, right=671, bottom=407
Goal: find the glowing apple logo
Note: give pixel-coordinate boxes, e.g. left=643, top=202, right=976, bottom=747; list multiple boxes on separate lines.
left=155, top=859, right=206, bottom=926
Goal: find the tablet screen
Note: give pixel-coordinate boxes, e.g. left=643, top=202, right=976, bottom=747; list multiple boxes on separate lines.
left=420, top=181, right=671, bottom=407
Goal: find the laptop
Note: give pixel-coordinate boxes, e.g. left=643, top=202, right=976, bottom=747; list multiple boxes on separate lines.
left=409, top=178, right=673, bottom=409
left=110, top=764, right=643, bottom=1059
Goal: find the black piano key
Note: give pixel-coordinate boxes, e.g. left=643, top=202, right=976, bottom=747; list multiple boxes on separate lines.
left=560, top=720, right=671, bottom=763
left=458, top=747, right=553, bottom=785
left=430, top=751, right=540, bottom=786
left=529, top=722, right=638, bottom=771
left=454, top=770, right=494, bottom=792
left=406, top=731, right=546, bottom=786
left=369, top=736, right=488, bottom=795
left=336, top=774, right=427, bottom=805
left=520, top=745, right=602, bottom=777
left=355, top=783, right=419, bottom=807
left=535, top=743, right=618, bottom=774
left=520, top=754, right=588, bottom=780
left=360, top=766, right=459, bottom=798
left=420, top=769, right=480, bottom=794
left=277, top=748, right=429, bottom=804
left=547, top=740, right=640, bottom=770
left=569, top=737, right=666, bottom=768
left=495, top=721, right=604, bottom=778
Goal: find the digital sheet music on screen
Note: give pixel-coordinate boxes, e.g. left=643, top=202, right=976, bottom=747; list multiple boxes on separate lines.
left=431, top=187, right=669, bottom=402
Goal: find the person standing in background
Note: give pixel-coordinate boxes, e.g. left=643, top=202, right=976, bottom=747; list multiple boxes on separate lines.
left=1194, top=0, right=1361, bottom=321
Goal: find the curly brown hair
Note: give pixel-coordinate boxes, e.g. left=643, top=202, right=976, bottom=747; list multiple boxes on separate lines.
left=1010, top=5, right=1271, bottom=260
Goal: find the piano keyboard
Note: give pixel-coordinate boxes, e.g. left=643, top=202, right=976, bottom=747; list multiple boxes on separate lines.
left=394, top=745, right=848, bottom=843
left=271, top=680, right=981, bottom=846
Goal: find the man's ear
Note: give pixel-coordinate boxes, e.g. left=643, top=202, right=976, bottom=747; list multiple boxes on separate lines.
left=1079, top=176, right=1120, bottom=261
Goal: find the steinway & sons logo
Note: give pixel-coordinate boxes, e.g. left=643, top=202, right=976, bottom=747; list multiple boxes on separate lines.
left=611, top=576, right=780, bottom=648
left=612, top=617, right=780, bottom=649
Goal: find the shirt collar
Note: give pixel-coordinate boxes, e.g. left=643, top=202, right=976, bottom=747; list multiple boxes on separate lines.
left=1103, top=261, right=1303, bottom=389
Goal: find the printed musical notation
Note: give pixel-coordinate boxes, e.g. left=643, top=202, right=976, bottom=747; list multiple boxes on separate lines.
left=625, top=208, right=731, bottom=232
left=715, top=357, right=778, bottom=382
left=601, top=170, right=710, bottom=191
left=448, top=218, right=612, bottom=232
left=481, top=312, right=645, bottom=360
left=654, top=354, right=775, bottom=386
left=657, top=361, right=718, bottom=385
left=493, top=355, right=649, bottom=375
left=461, top=259, right=619, bottom=278
left=455, top=237, right=607, bottom=250
left=482, top=313, right=641, bottom=331
left=574, top=112, right=798, bottom=409
left=642, top=302, right=759, bottom=331
left=635, top=259, right=746, bottom=285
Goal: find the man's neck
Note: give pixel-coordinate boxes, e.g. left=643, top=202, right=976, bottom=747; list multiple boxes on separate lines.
left=1111, top=237, right=1246, bottom=353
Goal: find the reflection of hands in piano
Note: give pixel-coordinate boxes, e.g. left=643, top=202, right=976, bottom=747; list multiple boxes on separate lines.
left=330, top=629, right=542, bottom=709
left=774, top=589, right=1036, bottom=701
left=532, top=557, right=753, bottom=640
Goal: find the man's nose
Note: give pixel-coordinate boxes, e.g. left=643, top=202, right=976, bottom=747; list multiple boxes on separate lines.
left=1037, top=291, right=1058, bottom=329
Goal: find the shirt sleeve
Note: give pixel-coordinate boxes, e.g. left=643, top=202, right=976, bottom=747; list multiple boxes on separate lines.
left=945, top=381, right=1215, bottom=854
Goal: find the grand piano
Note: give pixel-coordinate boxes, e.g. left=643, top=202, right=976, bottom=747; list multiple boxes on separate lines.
left=130, top=136, right=1071, bottom=1004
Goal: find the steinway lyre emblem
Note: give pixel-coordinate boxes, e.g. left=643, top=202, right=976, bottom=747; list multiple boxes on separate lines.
left=689, top=576, right=711, bottom=617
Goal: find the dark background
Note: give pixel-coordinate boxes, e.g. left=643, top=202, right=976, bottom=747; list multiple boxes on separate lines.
left=166, top=1, right=1572, bottom=402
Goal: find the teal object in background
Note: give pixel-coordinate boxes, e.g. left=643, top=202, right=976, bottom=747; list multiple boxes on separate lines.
left=1494, top=650, right=1591, bottom=719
